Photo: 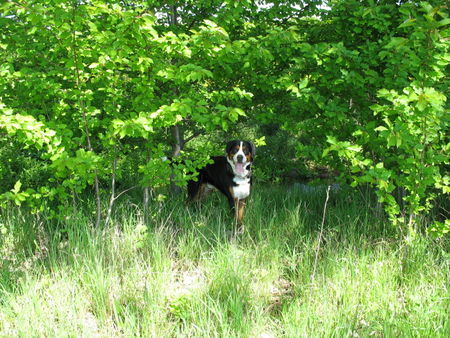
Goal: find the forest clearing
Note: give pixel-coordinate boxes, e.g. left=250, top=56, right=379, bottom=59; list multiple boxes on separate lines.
left=0, top=0, right=448, bottom=336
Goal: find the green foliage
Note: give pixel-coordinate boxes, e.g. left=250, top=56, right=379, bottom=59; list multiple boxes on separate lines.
left=321, top=2, right=449, bottom=233
left=0, top=0, right=448, bottom=233
left=0, top=0, right=256, bottom=216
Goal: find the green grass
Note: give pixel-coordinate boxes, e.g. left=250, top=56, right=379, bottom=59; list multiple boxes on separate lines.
left=0, top=185, right=448, bottom=337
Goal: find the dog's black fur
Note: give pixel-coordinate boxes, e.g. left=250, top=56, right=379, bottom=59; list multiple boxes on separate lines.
left=187, top=140, right=255, bottom=225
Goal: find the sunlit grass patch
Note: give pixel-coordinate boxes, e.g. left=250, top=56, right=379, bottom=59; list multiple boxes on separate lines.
left=0, top=185, right=448, bottom=336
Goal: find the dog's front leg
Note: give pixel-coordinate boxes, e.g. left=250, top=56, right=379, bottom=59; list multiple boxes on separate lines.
left=234, top=198, right=246, bottom=234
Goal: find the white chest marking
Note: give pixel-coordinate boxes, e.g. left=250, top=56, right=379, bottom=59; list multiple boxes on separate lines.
left=232, top=177, right=250, bottom=200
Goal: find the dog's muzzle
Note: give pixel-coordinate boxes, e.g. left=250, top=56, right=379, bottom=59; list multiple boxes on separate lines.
left=235, top=161, right=246, bottom=174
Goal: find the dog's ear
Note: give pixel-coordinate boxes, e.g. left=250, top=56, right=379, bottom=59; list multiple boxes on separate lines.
left=226, top=140, right=238, bottom=154
left=247, top=141, right=256, bottom=158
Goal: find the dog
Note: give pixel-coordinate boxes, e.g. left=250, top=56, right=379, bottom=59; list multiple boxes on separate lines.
left=187, top=140, right=256, bottom=227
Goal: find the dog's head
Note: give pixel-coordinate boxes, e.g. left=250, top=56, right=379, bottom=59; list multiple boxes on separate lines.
left=226, top=140, right=256, bottom=177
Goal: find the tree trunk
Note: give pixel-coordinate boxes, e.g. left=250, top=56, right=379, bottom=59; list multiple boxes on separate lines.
left=104, top=157, right=117, bottom=227
left=143, top=152, right=152, bottom=221
left=168, top=5, right=184, bottom=194
left=170, top=124, right=184, bottom=194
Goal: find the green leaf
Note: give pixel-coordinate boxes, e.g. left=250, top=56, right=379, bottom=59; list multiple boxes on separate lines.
left=375, top=126, right=388, bottom=132
left=12, top=181, right=22, bottom=193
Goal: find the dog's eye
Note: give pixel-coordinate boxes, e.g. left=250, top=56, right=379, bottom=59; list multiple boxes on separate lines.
left=243, top=149, right=249, bottom=155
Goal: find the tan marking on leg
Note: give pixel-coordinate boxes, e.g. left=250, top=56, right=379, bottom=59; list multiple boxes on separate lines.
left=237, top=199, right=246, bottom=226
left=233, top=198, right=239, bottom=224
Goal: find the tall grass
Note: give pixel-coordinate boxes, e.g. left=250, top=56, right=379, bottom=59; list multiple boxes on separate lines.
left=0, top=185, right=448, bottom=336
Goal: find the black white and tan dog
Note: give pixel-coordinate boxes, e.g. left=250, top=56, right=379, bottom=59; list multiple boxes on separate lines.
left=187, top=140, right=256, bottom=227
